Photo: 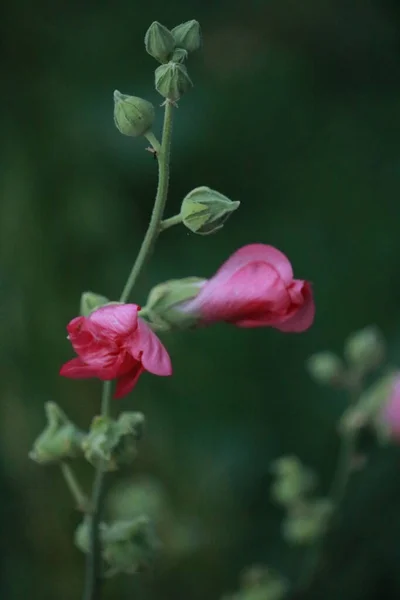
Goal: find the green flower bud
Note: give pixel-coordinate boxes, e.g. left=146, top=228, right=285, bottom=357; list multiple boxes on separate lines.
left=306, top=352, right=345, bottom=386
left=80, top=291, right=109, bottom=317
left=171, top=20, right=202, bottom=53
left=155, top=62, right=193, bottom=102
left=29, top=402, right=84, bottom=465
left=171, top=47, right=188, bottom=63
left=144, top=277, right=205, bottom=329
left=144, top=21, right=175, bottom=63
left=282, top=499, right=333, bottom=546
left=102, top=516, right=161, bottom=576
left=180, top=186, right=240, bottom=235
left=344, top=326, right=385, bottom=373
left=82, top=412, right=145, bottom=471
left=113, top=90, right=155, bottom=137
left=270, top=456, right=316, bottom=507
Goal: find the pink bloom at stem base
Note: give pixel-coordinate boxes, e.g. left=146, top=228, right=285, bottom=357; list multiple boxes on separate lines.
left=180, top=244, right=315, bottom=332
left=60, top=303, right=172, bottom=399
left=382, top=375, right=400, bottom=441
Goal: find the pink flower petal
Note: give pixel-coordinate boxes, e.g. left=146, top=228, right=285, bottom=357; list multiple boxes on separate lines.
left=274, top=282, right=315, bottom=332
left=128, top=319, right=172, bottom=376
left=89, top=303, right=139, bottom=335
left=210, top=244, right=294, bottom=287
left=114, top=364, right=145, bottom=399
left=189, top=261, right=290, bottom=323
left=60, top=357, right=101, bottom=379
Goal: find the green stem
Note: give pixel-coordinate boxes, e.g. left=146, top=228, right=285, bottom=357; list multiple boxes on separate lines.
left=296, top=380, right=361, bottom=592
left=160, top=214, right=182, bottom=231
left=120, top=100, right=174, bottom=303
left=82, top=100, right=174, bottom=600
left=60, top=462, right=90, bottom=512
left=144, top=131, right=162, bottom=154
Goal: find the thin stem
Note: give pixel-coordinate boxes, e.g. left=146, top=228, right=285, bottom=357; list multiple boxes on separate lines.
left=60, top=462, right=90, bottom=512
left=82, top=100, right=175, bottom=600
left=296, top=380, right=361, bottom=592
left=144, top=131, right=162, bottom=154
left=120, top=100, right=174, bottom=303
left=159, top=214, right=182, bottom=231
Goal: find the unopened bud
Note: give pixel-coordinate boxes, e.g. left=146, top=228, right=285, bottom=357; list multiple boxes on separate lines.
left=29, top=402, right=84, bottom=465
left=270, top=455, right=316, bottom=507
left=113, top=91, right=155, bottom=137
left=80, top=291, right=109, bottom=317
left=344, top=326, right=385, bottom=373
left=102, top=516, right=161, bottom=576
left=306, top=352, right=345, bottom=386
left=171, top=20, right=202, bottom=54
left=283, top=499, right=333, bottom=546
left=144, top=277, right=205, bottom=329
left=171, top=48, right=188, bottom=63
left=82, top=412, right=145, bottom=471
left=155, top=62, right=193, bottom=102
left=144, top=21, right=175, bottom=63
left=180, top=186, right=240, bottom=235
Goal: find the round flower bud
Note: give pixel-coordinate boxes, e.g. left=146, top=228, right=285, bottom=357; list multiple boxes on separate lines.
left=80, top=291, right=109, bottom=317
left=144, top=21, right=175, bottom=63
left=155, top=62, right=193, bottom=102
left=171, top=20, right=202, bottom=54
left=180, top=186, right=240, bottom=235
left=344, top=325, right=385, bottom=373
left=306, top=352, right=345, bottom=386
left=113, top=91, right=155, bottom=137
left=29, top=402, right=84, bottom=465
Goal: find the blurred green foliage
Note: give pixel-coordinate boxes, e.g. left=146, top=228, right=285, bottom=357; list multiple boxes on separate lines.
left=2, top=0, right=400, bottom=599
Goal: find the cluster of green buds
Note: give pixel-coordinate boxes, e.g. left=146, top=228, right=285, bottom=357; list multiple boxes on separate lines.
left=144, top=20, right=201, bottom=101
left=306, top=325, right=392, bottom=442
left=306, top=325, right=386, bottom=388
left=30, top=403, right=145, bottom=472
left=30, top=401, right=160, bottom=575
left=222, top=566, right=288, bottom=600
left=270, top=455, right=333, bottom=546
left=113, top=20, right=201, bottom=139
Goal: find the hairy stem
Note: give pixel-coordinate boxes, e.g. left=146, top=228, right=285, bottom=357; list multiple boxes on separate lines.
left=120, top=100, right=174, bottom=303
left=60, top=462, right=90, bottom=512
left=82, top=100, right=174, bottom=600
left=159, top=214, right=182, bottom=231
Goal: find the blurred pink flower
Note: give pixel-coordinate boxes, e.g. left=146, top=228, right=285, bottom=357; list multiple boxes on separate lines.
left=60, top=303, right=172, bottom=399
left=181, top=244, right=315, bottom=332
left=382, top=375, right=400, bottom=440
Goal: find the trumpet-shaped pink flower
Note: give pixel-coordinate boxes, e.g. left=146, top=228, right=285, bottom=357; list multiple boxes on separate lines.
left=382, top=375, right=400, bottom=440
left=60, top=303, right=172, bottom=399
left=181, top=244, right=315, bottom=332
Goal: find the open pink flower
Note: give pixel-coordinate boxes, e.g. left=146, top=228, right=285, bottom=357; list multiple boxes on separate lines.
left=382, top=374, right=400, bottom=441
left=60, top=303, right=172, bottom=399
left=181, top=244, right=315, bottom=332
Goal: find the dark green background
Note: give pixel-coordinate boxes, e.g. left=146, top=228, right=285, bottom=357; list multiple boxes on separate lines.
left=2, top=1, right=400, bottom=598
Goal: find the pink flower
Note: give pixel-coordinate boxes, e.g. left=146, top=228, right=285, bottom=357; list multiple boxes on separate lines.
left=181, top=244, right=315, bottom=332
left=60, top=303, right=172, bottom=399
left=382, top=375, right=400, bottom=440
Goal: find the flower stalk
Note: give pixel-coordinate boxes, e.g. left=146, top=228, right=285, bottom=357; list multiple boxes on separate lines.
left=82, top=100, right=174, bottom=600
